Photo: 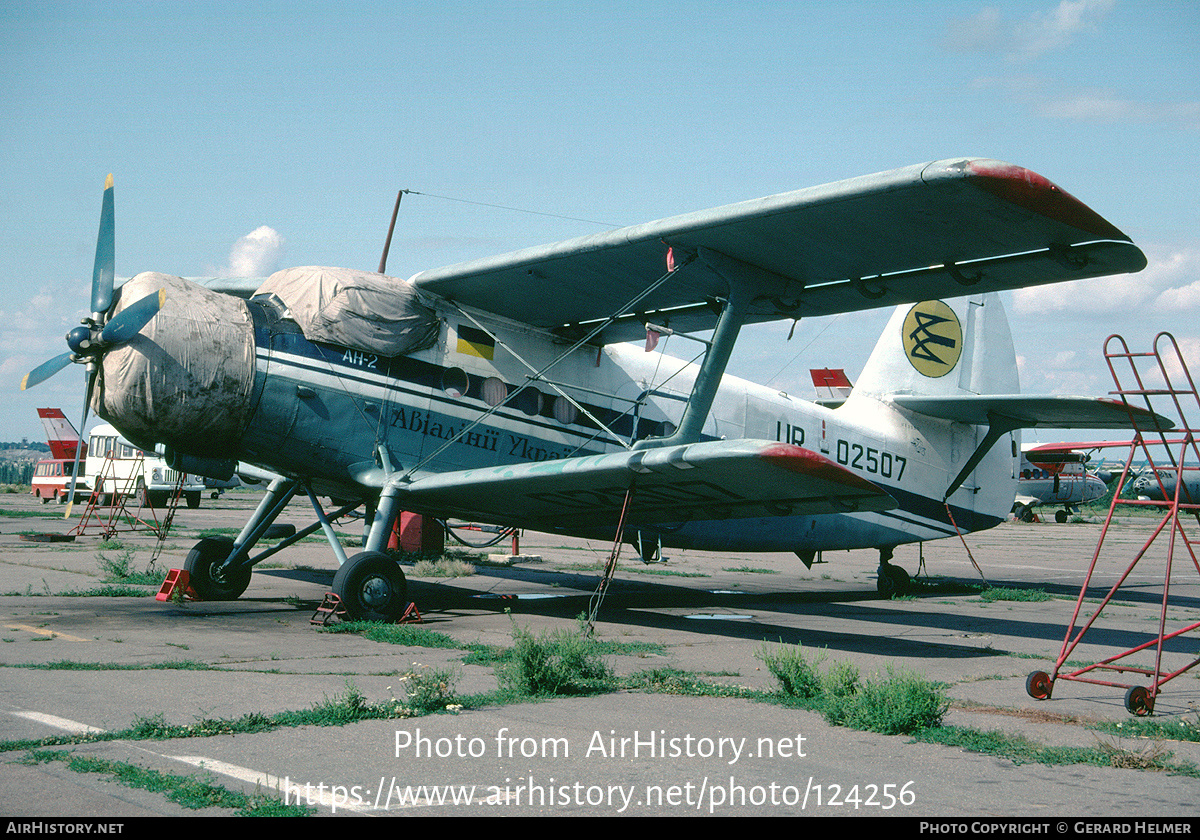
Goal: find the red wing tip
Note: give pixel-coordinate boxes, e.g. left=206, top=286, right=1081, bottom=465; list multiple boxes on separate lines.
left=964, top=160, right=1127, bottom=241
left=759, top=443, right=886, bottom=493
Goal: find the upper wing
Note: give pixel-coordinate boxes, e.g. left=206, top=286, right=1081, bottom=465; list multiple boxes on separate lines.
left=409, top=158, right=1146, bottom=344
left=892, top=395, right=1173, bottom=431
left=393, top=439, right=895, bottom=533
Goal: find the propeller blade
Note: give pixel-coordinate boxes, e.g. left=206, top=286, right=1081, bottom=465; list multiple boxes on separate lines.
left=91, top=175, right=115, bottom=317
left=99, top=288, right=164, bottom=344
left=21, top=353, right=73, bottom=391
left=64, top=368, right=96, bottom=519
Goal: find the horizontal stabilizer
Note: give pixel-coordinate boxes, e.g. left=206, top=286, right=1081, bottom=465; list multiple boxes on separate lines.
left=396, top=439, right=896, bottom=533
left=892, top=395, right=1173, bottom=431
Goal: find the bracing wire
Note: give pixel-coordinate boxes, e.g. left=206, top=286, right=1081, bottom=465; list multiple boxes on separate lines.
left=405, top=190, right=623, bottom=230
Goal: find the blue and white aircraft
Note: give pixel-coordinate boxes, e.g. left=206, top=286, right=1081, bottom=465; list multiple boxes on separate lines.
left=23, top=160, right=1169, bottom=617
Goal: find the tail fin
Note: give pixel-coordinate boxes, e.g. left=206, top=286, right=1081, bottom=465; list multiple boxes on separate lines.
left=851, top=293, right=1018, bottom=400
left=37, top=408, right=85, bottom=461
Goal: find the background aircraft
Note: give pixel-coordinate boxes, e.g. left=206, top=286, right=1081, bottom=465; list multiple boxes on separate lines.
left=1013, top=444, right=1108, bottom=523
left=22, top=159, right=1169, bottom=617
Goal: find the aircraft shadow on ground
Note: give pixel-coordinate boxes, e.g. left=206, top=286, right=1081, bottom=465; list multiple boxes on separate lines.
left=406, top=566, right=1200, bottom=661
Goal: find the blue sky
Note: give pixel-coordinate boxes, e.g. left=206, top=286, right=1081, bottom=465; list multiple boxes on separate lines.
left=1, top=0, right=1197, bottom=444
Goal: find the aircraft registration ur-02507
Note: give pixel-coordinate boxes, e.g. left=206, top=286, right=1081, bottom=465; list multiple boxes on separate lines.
left=22, top=159, right=1173, bottom=618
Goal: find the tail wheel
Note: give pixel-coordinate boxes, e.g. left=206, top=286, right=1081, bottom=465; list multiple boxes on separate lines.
left=332, top=551, right=408, bottom=622
left=1025, top=671, right=1053, bottom=700
left=184, top=536, right=251, bottom=600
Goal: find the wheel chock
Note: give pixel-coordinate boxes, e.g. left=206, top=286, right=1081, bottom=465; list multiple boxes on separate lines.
left=397, top=602, right=423, bottom=624
left=156, top=569, right=196, bottom=602
left=311, top=592, right=348, bottom=626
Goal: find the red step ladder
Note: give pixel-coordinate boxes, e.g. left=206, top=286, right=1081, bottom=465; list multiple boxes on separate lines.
left=1026, top=333, right=1200, bottom=715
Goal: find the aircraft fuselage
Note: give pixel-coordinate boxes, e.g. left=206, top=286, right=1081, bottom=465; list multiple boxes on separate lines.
left=227, top=292, right=1015, bottom=554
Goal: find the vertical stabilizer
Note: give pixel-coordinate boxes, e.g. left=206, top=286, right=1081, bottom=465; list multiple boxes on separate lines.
left=851, top=293, right=1018, bottom=400
left=37, top=408, right=85, bottom=461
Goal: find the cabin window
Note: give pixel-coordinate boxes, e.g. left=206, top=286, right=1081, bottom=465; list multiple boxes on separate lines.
left=552, top=395, right=578, bottom=425
left=513, top=387, right=544, bottom=417
left=442, top=367, right=469, bottom=398
left=482, top=377, right=507, bottom=407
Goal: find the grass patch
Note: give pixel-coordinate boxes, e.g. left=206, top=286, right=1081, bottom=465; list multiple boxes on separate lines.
left=409, top=557, right=476, bottom=578
left=497, top=615, right=616, bottom=697
left=915, top=726, right=1199, bottom=776
left=10, top=660, right=214, bottom=671
left=620, top=667, right=763, bottom=699
left=626, top=566, right=709, bottom=577
left=756, top=641, right=947, bottom=735
left=723, top=566, right=778, bottom=574
left=97, top=545, right=162, bottom=586
left=19, top=750, right=313, bottom=815
left=0, top=675, right=458, bottom=754
left=979, top=586, right=1052, bottom=603
left=1093, top=715, right=1200, bottom=743
left=319, top=620, right=465, bottom=649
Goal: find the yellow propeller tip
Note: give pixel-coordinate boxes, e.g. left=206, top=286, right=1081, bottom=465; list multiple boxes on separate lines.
left=19, top=374, right=29, bottom=391
left=104, top=174, right=113, bottom=189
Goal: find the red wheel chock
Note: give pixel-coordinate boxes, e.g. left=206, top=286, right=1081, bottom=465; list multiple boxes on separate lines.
left=156, top=569, right=197, bottom=602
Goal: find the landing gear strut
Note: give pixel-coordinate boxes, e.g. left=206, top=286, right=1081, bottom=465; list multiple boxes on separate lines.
left=876, top=546, right=910, bottom=597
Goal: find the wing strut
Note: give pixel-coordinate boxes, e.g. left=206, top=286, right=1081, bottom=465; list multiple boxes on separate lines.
left=397, top=254, right=695, bottom=482
left=636, top=247, right=780, bottom=449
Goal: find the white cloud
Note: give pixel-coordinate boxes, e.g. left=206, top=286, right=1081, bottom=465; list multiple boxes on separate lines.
left=1012, top=245, right=1200, bottom=318
left=949, top=0, right=1115, bottom=61
left=222, top=226, right=284, bottom=277
left=1013, top=0, right=1115, bottom=60
left=1035, top=91, right=1200, bottom=129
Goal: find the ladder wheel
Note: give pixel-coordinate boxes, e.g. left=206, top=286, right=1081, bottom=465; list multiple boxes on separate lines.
left=1025, top=671, right=1053, bottom=700
left=1124, top=685, right=1153, bottom=716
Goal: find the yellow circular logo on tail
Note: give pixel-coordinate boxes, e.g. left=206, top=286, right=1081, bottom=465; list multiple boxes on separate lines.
left=902, top=300, right=962, bottom=377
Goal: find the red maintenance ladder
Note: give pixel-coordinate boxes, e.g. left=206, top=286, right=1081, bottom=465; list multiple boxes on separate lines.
left=1026, top=332, right=1200, bottom=715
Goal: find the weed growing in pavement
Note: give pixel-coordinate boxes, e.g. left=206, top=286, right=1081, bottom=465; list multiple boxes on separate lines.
left=497, top=614, right=616, bottom=697
left=19, top=750, right=313, bottom=815
left=757, top=641, right=947, bottom=735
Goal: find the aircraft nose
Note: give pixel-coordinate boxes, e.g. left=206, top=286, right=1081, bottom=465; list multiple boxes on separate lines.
left=93, top=272, right=257, bottom=459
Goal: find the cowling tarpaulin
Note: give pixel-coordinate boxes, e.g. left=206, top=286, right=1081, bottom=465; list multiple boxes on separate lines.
left=255, top=267, right=441, bottom=357
left=95, top=272, right=256, bottom=455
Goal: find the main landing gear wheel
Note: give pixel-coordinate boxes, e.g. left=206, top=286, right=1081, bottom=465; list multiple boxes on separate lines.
left=332, top=551, right=409, bottom=622
left=1055, top=509, right=1069, bottom=523
left=1124, top=685, right=1154, bottom=716
left=1025, top=671, right=1053, bottom=700
left=877, top=564, right=911, bottom=597
left=183, top=536, right=251, bottom=600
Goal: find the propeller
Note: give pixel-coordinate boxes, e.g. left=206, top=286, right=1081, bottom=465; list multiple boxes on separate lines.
left=20, top=175, right=164, bottom=516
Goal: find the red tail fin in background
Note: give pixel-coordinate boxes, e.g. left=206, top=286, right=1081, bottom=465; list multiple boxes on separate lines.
left=37, top=408, right=85, bottom=461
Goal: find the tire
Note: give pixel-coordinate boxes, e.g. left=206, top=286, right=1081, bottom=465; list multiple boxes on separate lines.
left=1025, top=671, right=1053, bottom=700
left=1124, top=685, right=1153, bottom=716
left=877, top=564, right=911, bottom=598
left=183, top=537, right=251, bottom=601
left=1055, top=509, right=1068, bottom=524
left=332, top=551, right=408, bottom=622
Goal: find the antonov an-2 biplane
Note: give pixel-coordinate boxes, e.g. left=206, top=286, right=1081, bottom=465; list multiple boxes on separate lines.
left=23, top=159, right=1170, bottom=617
